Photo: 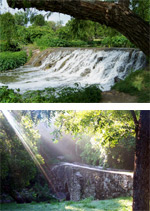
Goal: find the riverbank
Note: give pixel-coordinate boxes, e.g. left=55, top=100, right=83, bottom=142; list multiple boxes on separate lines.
left=112, top=68, right=150, bottom=103
left=101, top=90, right=138, bottom=103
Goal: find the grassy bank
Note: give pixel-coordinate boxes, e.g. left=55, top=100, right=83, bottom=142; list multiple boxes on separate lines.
left=0, top=51, right=27, bottom=71
left=1, top=197, right=132, bottom=211
left=112, top=69, right=150, bottom=103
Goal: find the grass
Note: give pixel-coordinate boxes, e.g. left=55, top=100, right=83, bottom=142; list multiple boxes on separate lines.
left=0, top=197, right=132, bottom=211
left=112, top=69, right=150, bottom=102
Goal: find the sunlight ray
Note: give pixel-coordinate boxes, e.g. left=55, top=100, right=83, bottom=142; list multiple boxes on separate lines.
left=2, top=110, right=57, bottom=194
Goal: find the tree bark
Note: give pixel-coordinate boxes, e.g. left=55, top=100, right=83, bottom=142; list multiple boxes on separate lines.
left=7, top=0, right=150, bottom=57
left=131, top=111, right=150, bottom=211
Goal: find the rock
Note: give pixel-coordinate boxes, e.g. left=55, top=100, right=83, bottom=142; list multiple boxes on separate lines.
left=75, top=172, right=83, bottom=178
left=49, top=162, right=133, bottom=201
left=114, top=76, right=122, bottom=83
left=97, top=57, right=104, bottom=63
left=55, top=192, right=67, bottom=201
left=57, top=156, right=65, bottom=160
left=80, top=68, right=91, bottom=77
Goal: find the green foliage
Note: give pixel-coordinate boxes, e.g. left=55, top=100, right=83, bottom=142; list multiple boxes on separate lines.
left=14, top=11, right=28, bottom=26
left=1, top=11, right=145, bottom=51
left=61, top=18, right=120, bottom=42
left=35, top=34, right=87, bottom=49
left=16, top=25, right=54, bottom=45
left=30, top=183, right=53, bottom=202
left=0, top=112, right=41, bottom=195
left=35, top=36, right=68, bottom=48
left=28, top=26, right=54, bottom=43
left=28, top=49, right=33, bottom=61
left=106, top=137, right=135, bottom=169
left=0, top=41, right=21, bottom=52
left=0, top=13, right=16, bottom=46
left=66, top=19, right=95, bottom=41
left=0, top=87, right=22, bottom=103
left=56, top=111, right=136, bottom=142
left=101, top=35, right=135, bottom=48
left=55, top=111, right=137, bottom=168
left=132, top=0, right=150, bottom=22
left=32, top=14, right=46, bottom=26
left=0, top=197, right=132, bottom=210
left=77, top=136, right=103, bottom=166
left=0, top=51, right=27, bottom=71
left=78, top=133, right=135, bottom=169
left=0, top=85, right=102, bottom=103
left=68, top=40, right=87, bottom=47
left=23, top=85, right=102, bottom=103
left=16, top=25, right=30, bottom=44
left=112, top=69, right=150, bottom=102
left=57, top=25, right=71, bottom=40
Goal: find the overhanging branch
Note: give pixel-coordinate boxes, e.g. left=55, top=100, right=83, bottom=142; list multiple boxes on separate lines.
left=7, top=0, right=150, bottom=56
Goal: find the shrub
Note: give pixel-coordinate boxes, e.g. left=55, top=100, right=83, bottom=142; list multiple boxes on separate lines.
left=0, top=51, right=27, bottom=71
left=31, top=183, right=54, bottom=202
left=112, top=69, right=150, bottom=102
left=0, top=85, right=102, bottom=103
left=68, top=40, right=87, bottom=47
left=16, top=25, right=31, bottom=44
left=101, top=35, right=135, bottom=48
left=0, top=86, right=22, bottom=103
left=87, top=40, right=101, bottom=47
left=35, top=35, right=87, bottom=48
left=0, top=13, right=16, bottom=47
left=0, top=41, right=21, bottom=52
left=35, top=36, right=68, bottom=48
left=28, top=26, right=54, bottom=43
left=32, top=14, right=46, bottom=26
left=23, top=85, right=102, bottom=103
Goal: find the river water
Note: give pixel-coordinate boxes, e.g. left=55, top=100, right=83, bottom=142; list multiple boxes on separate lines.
left=0, top=48, right=147, bottom=93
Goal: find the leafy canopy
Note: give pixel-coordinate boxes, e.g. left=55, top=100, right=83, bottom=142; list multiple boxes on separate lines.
left=55, top=110, right=138, bottom=147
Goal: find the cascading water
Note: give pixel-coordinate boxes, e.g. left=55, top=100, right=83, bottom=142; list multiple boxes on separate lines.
left=0, top=48, right=147, bottom=93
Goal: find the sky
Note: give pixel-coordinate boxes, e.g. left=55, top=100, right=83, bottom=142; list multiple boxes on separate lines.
left=0, top=0, right=71, bottom=25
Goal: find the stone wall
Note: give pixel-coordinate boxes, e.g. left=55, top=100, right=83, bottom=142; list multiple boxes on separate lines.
left=50, top=162, right=133, bottom=201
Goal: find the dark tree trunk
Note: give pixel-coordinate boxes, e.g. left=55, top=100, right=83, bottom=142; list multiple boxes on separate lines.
left=132, top=111, right=150, bottom=211
left=7, top=0, right=150, bottom=57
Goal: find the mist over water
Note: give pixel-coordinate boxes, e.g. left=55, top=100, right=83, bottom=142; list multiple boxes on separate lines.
left=0, top=48, right=146, bottom=93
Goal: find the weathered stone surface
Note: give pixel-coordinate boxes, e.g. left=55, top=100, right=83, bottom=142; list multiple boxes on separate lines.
left=50, top=162, right=133, bottom=201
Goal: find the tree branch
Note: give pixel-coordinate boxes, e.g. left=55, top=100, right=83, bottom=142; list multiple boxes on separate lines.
left=7, top=0, right=150, bottom=56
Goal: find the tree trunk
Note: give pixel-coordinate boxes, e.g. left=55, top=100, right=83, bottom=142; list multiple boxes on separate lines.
left=7, top=0, right=150, bottom=57
left=133, top=111, right=150, bottom=211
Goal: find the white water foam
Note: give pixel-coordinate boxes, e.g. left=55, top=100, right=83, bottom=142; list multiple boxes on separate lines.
left=0, top=48, right=147, bottom=92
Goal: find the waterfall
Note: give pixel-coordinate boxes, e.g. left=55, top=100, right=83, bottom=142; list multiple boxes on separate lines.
left=0, top=48, right=147, bottom=93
